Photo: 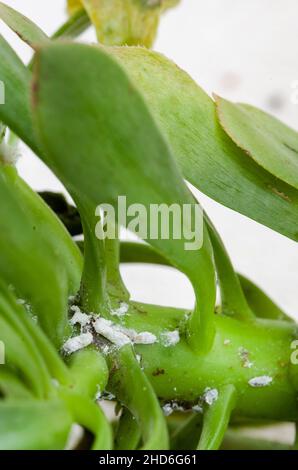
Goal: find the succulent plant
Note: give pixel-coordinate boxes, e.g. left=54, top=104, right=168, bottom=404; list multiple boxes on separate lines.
left=0, top=1, right=297, bottom=450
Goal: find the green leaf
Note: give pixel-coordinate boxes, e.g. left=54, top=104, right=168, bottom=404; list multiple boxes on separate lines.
left=0, top=368, right=33, bottom=399
left=197, top=384, right=236, bottom=450
left=111, top=47, right=298, bottom=243
left=0, top=2, right=49, bottom=49
left=115, top=408, right=141, bottom=450
left=52, top=8, right=90, bottom=40
left=0, top=280, right=53, bottom=397
left=0, top=399, right=72, bottom=450
left=238, top=274, right=293, bottom=322
left=205, top=216, right=254, bottom=322
left=0, top=164, right=82, bottom=347
left=215, top=96, right=298, bottom=190
left=31, top=42, right=216, bottom=352
left=60, top=390, right=113, bottom=450
left=108, top=345, right=169, bottom=450
left=0, top=35, right=39, bottom=153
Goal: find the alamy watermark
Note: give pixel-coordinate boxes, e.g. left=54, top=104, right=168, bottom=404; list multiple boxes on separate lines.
left=0, top=81, right=5, bottom=105
left=95, top=196, right=203, bottom=251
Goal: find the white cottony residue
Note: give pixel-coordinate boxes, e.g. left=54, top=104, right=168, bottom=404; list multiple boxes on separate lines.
left=70, top=306, right=91, bottom=327
left=161, top=330, right=180, bottom=347
left=248, top=376, right=273, bottom=388
left=203, top=387, right=219, bottom=405
left=192, top=404, right=203, bottom=413
left=93, top=318, right=131, bottom=347
left=162, top=404, right=173, bottom=416
left=111, top=302, right=129, bottom=318
left=134, top=332, right=157, bottom=345
left=162, top=402, right=185, bottom=416
left=63, top=332, right=93, bottom=355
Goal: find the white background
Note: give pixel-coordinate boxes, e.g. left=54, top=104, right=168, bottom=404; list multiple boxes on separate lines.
left=1, top=0, right=298, bottom=319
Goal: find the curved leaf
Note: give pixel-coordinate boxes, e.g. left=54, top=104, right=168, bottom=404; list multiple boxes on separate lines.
left=0, top=35, right=39, bottom=153
left=32, top=42, right=216, bottom=352
left=238, top=274, right=293, bottom=322
left=215, top=96, right=298, bottom=190
left=60, top=390, right=113, bottom=450
left=108, top=345, right=169, bottom=450
left=0, top=164, right=82, bottom=346
left=197, top=384, right=236, bottom=450
left=0, top=2, right=49, bottom=49
left=111, top=46, right=298, bottom=242
left=0, top=399, right=72, bottom=450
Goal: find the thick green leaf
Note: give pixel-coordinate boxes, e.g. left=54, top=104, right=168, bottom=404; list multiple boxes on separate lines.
left=0, top=35, right=39, bottom=153
left=0, top=2, right=49, bottom=49
left=108, top=345, right=169, bottom=450
left=197, top=384, right=236, bottom=450
left=111, top=47, right=298, bottom=242
left=60, top=390, right=113, bottom=450
left=0, top=164, right=82, bottom=347
left=0, top=280, right=53, bottom=397
left=32, top=42, right=216, bottom=351
left=0, top=399, right=72, bottom=450
left=215, top=96, right=298, bottom=190
left=0, top=368, right=33, bottom=399
left=238, top=274, right=293, bottom=322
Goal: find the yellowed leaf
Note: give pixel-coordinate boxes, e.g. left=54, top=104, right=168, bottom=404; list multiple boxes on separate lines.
left=67, top=0, right=180, bottom=47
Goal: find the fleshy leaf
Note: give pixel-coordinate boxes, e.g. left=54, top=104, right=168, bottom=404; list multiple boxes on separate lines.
left=215, top=96, right=298, bottom=190
left=111, top=46, right=298, bottom=242
left=68, top=0, right=180, bottom=47
left=0, top=35, right=39, bottom=153
left=0, top=2, right=49, bottom=49
left=32, top=42, right=216, bottom=352
left=197, top=384, right=236, bottom=450
left=108, top=345, right=169, bottom=450
left=0, top=399, right=72, bottom=450
left=0, top=164, right=82, bottom=347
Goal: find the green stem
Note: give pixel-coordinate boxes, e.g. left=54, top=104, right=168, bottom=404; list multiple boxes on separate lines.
left=105, top=226, right=129, bottom=300
left=51, top=9, right=90, bottom=40
left=78, top=202, right=108, bottom=313
left=197, top=384, right=236, bottom=450
left=108, top=345, right=169, bottom=450
left=206, top=216, right=255, bottom=322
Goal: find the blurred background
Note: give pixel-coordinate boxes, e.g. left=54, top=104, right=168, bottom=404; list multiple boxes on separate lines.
left=1, top=0, right=298, bottom=320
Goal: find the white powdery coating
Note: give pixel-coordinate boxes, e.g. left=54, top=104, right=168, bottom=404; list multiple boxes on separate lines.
left=248, top=376, right=273, bottom=388
left=162, top=404, right=173, bottom=416
left=111, top=302, right=129, bottom=317
left=134, top=332, right=157, bottom=345
left=224, top=339, right=231, bottom=346
left=93, top=318, right=131, bottom=347
left=63, top=332, right=93, bottom=355
left=161, top=330, right=180, bottom=347
left=70, top=306, right=91, bottom=327
left=203, top=388, right=219, bottom=405
left=192, top=405, right=203, bottom=413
